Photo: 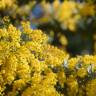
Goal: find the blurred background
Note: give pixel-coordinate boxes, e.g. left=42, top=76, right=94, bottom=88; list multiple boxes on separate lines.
left=0, top=0, right=96, bottom=56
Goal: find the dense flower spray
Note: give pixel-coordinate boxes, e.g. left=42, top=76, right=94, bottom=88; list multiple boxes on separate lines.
left=0, top=21, right=96, bottom=96
left=0, top=21, right=68, bottom=96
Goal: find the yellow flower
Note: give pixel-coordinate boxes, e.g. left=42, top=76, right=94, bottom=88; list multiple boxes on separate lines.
left=66, top=76, right=78, bottom=96
left=13, top=79, right=26, bottom=91
left=86, top=79, right=96, bottom=96
left=57, top=71, right=66, bottom=87
left=80, top=3, right=95, bottom=16
left=77, top=68, right=87, bottom=78
left=59, top=35, right=68, bottom=46
left=7, top=24, right=21, bottom=42
left=68, top=58, right=79, bottom=70
left=82, top=55, right=94, bottom=65
left=52, top=0, right=60, bottom=10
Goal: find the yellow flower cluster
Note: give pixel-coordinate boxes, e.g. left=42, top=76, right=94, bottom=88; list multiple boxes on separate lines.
left=63, top=55, right=96, bottom=96
left=0, top=21, right=68, bottom=96
left=52, top=1, right=96, bottom=31
left=80, top=3, right=95, bottom=16
left=0, top=0, right=36, bottom=21
left=0, top=21, right=96, bottom=96
left=53, top=1, right=81, bottom=31
left=0, top=0, right=15, bottom=9
left=86, top=79, right=96, bottom=96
